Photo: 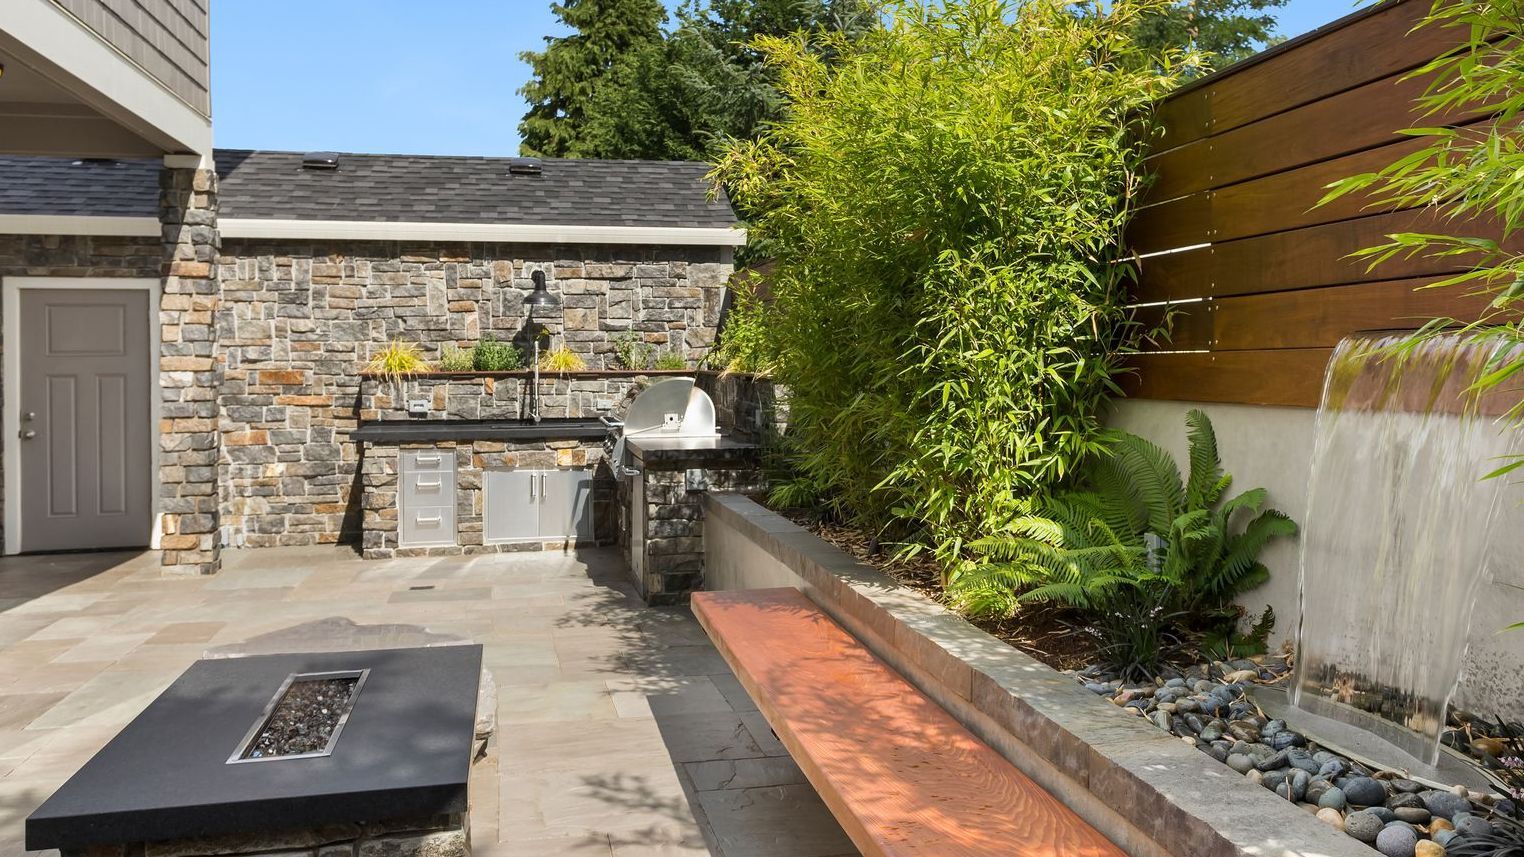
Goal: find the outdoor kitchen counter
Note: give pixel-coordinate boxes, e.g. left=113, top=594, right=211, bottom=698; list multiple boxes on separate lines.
left=351, top=417, right=608, bottom=443
left=625, top=433, right=762, bottom=469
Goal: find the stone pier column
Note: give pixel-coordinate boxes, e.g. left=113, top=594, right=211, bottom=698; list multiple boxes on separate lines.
left=158, top=162, right=222, bottom=575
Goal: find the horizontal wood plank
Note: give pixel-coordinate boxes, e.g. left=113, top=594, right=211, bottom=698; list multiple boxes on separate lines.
left=692, top=588, right=1128, bottom=857
left=1130, top=135, right=1431, bottom=254
left=1137, top=278, right=1500, bottom=353
left=1155, top=0, right=1452, bottom=150
left=1123, top=349, right=1333, bottom=407
left=1148, top=69, right=1452, bottom=201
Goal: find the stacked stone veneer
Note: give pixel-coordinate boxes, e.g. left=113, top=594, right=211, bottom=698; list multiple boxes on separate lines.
left=63, top=813, right=468, bottom=857
left=216, top=241, right=731, bottom=549
left=160, top=166, right=222, bottom=574
left=618, top=451, right=764, bottom=605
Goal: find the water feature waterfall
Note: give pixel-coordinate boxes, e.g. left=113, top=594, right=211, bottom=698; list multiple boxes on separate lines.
left=1291, top=333, right=1522, bottom=767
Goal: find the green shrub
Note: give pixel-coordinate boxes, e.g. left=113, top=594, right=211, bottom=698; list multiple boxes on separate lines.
left=611, top=332, right=653, bottom=370
left=653, top=351, right=688, bottom=370
left=706, top=273, right=774, bottom=374
left=438, top=344, right=474, bottom=373
left=714, top=0, right=1197, bottom=565
left=951, top=410, right=1297, bottom=678
left=472, top=335, right=524, bottom=372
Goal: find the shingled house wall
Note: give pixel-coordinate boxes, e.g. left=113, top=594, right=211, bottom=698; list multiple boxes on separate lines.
left=214, top=239, right=732, bottom=548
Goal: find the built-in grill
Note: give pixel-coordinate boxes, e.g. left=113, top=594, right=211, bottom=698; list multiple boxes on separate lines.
left=602, top=377, right=719, bottom=478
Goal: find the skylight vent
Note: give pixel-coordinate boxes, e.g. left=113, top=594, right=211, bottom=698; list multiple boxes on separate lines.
left=301, top=152, right=341, bottom=171
left=507, top=157, right=543, bottom=176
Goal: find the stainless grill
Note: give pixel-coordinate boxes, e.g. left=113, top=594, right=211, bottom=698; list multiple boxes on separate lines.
left=601, top=377, right=718, bottom=478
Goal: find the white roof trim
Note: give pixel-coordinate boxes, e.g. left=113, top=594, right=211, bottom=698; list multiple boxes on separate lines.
left=0, top=214, right=160, bottom=237
left=219, top=218, right=748, bottom=246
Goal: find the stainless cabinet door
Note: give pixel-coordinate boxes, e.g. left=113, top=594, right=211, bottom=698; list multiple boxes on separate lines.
left=539, top=470, right=594, bottom=542
left=484, top=470, right=540, bottom=543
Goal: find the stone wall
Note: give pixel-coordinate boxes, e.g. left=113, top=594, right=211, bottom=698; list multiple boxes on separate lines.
left=696, top=371, right=786, bottom=445
left=361, top=372, right=683, bottom=423
left=159, top=166, right=222, bottom=574
left=216, top=240, right=732, bottom=549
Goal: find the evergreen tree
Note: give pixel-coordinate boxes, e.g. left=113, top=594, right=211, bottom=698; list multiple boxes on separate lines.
left=1130, top=0, right=1287, bottom=74
left=518, top=0, right=668, bottom=157
left=575, top=0, right=877, bottom=161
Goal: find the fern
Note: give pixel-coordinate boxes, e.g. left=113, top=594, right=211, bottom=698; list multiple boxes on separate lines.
left=952, top=410, right=1297, bottom=676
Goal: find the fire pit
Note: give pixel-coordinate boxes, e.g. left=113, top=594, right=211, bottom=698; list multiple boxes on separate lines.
left=26, top=645, right=481, bottom=856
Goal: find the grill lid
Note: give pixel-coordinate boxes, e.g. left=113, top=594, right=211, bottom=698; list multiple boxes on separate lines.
left=608, top=378, right=718, bottom=477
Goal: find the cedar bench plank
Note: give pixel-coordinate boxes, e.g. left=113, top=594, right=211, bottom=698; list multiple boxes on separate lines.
left=692, top=587, right=1126, bottom=857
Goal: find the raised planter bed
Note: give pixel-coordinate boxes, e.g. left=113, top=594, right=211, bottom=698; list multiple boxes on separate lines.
left=702, top=492, right=1374, bottom=857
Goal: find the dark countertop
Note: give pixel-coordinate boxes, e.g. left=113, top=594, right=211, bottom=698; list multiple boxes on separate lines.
left=626, top=433, right=761, bottom=468
left=26, top=645, right=481, bottom=850
left=351, top=418, right=608, bottom=443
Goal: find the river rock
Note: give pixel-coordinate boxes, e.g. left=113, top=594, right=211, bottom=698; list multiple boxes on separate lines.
left=1454, top=814, right=1493, bottom=838
left=1257, top=750, right=1291, bottom=772
left=1200, top=722, right=1223, bottom=742
left=1165, top=677, right=1186, bottom=688
left=1432, top=829, right=1457, bottom=848
left=1316, top=807, right=1345, bottom=830
left=1345, top=777, right=1389, bottom=807
left=1152, top=711, right=1172, bottom=732
left=1085, top=682, right=1113, bottom=695
left=1263, top=719, right=1286, bottom=738
left=1246, top=770, right=1265, bottom=787
left=1393, top=807, right=1431, bottom=825
left=1176, top=698, right=1200, bottom=714
left=1319, top=759, right=1349, bottom=779
left=1430, top=818, right=1453, bottom=833
left=1224, top=669, right=1258, bottom=684
left=1207, top=742, right=1230, bottom=762
left=1318, top=787, right=1347, bottom=810
left=1262, top=770, right=1288, bottom=792
left=1414, top=841, right=1445, bottom=857
left=1392, top=779, right=1425, bottom=794
left=1368, top=807, right=1398, bottom=823
left=1345, top=811, right=1384, bottom=843
left=1270, top=730, right=1308, bottom=750
left=1228, top=722, right=1261, bottom=742
left=1375, top=824, right=1418, bottom=857
left=1388, top=793, right=1426, bottom=811
left=1288, top=750, right=1320, bottom=774
left=1227, top=754, right=1255, bottom=774
left=1421, top=790, right=1471, bottom=821
left=1246, top=742, right=1277, bottom=761
left=1277, top=769, right=1311, bottom=802
left=1472, top=736, right=1506, bottom=758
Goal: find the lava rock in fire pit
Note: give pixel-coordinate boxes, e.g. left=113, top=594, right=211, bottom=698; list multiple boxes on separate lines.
left=241, top=677, right=359, bottom=760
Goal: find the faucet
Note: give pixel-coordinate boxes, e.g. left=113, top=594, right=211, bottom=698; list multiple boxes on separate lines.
left=524, top=269, right=556, bottom=424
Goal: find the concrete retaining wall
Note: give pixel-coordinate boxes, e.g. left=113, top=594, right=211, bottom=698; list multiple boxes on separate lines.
left=703, top=492, right=1374, bottom=857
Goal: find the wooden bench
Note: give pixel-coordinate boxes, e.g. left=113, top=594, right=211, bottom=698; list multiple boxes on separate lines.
left=692, top=587, right=1127, bottom=857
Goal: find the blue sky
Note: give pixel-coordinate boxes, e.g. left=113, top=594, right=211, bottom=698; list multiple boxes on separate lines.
left=209, top=1, right=1365, bottom=157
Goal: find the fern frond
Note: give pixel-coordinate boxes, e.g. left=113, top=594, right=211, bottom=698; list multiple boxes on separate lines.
left=1184, top=409, right=1226, bottom=507
left=1110, top=433, right=1186, bottom=531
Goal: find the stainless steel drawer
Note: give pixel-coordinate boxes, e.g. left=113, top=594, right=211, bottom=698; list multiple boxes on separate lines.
left=399, top=503, right=455, bottom=548
left=401, top=449, right=453, bottom=473
left=401, top=470, right=455, bottom=506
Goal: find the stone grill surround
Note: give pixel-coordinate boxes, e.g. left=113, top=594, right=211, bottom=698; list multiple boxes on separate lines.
left=216, top=241, right=731, bottom=549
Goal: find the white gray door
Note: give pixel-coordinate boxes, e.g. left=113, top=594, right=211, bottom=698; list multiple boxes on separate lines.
left=540, top=470, right=594, bottom=542
left=19, top=289, right=152, bottom=552
left=484, top=470, right=539, bottom=543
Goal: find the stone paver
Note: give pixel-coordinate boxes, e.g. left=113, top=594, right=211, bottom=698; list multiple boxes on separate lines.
left=0, top=547, right=857, bottom=857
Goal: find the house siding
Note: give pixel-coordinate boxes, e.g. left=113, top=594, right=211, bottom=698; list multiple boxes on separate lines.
left=50, top=0, right=211, bottom=116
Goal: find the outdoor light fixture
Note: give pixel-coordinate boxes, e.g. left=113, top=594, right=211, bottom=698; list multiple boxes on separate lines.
left=525, top=269, right=555, bottom=310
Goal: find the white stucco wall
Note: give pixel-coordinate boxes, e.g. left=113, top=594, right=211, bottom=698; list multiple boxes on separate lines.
left=1108, top=398, right=1524, bottom=721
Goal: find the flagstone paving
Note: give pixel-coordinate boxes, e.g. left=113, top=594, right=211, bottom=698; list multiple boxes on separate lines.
left=0, top=546, right=858, bottom=857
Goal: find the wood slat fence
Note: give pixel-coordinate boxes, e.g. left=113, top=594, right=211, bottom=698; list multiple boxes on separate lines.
left=1124, top=0, right=1505, bottom=407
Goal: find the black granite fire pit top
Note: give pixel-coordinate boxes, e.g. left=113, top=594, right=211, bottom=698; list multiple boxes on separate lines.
left=26, top=645, right=482, bottom=850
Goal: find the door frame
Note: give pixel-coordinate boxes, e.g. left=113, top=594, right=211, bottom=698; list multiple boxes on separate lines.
left=3, top=277, right=162, bottom=555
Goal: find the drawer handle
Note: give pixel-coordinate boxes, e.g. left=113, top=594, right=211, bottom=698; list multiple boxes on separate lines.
left=416, top=514, right=442, bottom=524
left=415, top=478, right=442, bottom=488
left=415, top=454, right=442, bottom=464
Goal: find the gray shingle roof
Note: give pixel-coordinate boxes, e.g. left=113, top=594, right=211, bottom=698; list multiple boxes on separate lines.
left=0, top=150, right=739, bottom=229
left=0, top=156, right=161, bottom=217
